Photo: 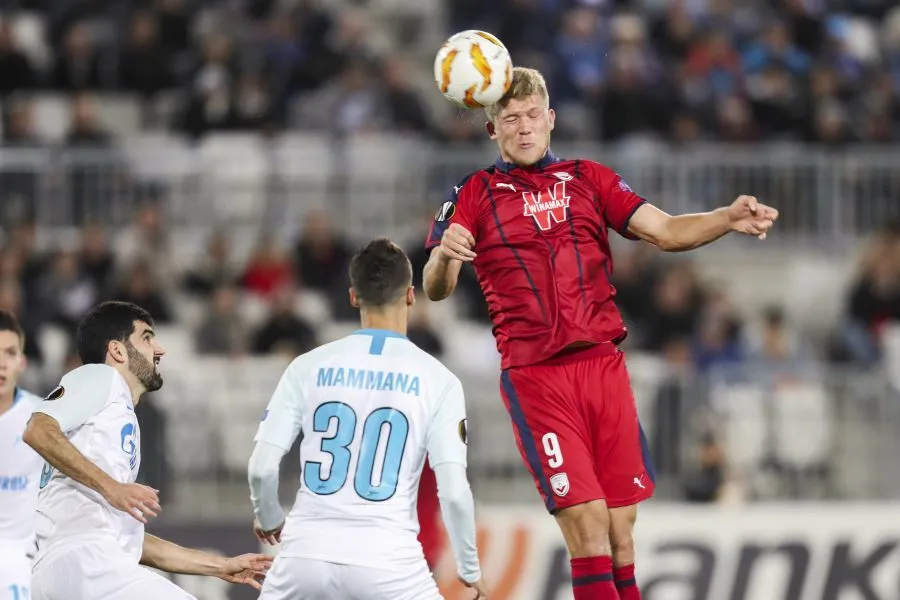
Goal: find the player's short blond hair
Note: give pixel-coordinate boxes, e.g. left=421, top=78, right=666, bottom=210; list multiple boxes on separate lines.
left=484, top=67, right=549, bottom=123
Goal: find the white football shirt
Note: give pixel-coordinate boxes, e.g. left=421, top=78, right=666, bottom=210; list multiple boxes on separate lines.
left=255, top=329, right=469, bottom=571
left=0, top=389, right=43, bottom=551
left=31, top=364, right=144, bottom=569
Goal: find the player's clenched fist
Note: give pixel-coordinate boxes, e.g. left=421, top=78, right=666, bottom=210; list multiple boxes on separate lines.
left=727, top=195, right=779, bottom=240
left=437, top=223, right=477, bottom=262
left=103, top=481, right=161, bottom=523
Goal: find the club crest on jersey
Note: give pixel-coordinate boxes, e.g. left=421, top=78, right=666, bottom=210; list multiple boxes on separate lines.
left=523, top=180, right=570, bottom=231
left=435, top=200, right=456, bottom=222
left=550, top=472, right=570, bottom=497
left=45, top=386, right=65, bottom=401
left=552, top=171, right=573, bottom=181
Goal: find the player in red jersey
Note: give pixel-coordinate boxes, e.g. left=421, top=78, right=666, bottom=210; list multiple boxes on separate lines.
left=423, top=67, right=778, bottom=600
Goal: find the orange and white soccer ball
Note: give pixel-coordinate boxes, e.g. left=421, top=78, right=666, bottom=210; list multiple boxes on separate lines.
left=434, top=30, right=513, bottom=109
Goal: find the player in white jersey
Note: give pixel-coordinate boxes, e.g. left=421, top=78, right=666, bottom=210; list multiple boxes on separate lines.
left=23, top=301, right=273, bottom=600
left=248, top=238, right=489, bottom=599
left=0, top=311, right=44, bottom=600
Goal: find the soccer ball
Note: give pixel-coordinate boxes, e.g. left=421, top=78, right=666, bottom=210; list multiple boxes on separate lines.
left=434, top=30, right=513, bottom=109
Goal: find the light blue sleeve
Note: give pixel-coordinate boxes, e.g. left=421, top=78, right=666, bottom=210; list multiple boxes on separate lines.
left=254, top=359, right=304, bottom=452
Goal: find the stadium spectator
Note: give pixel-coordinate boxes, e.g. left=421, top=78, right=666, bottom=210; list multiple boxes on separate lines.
left=116, top=204, right=176, bottom=285
left=840, top=228, right=900, bottom=367
left=109, top=261, right=174, bottom=324
left=117, top=11, right=173, bottom=99
left=79, top=224, right=116, bottom=294
left=251, top=288, right=317, bottom=356
left=0, top=20, right=35, bottom=96
left=683, top=432, right=726, bottom=503
left=183, top=231, right=240, bottom=297
left=0, top=96, right=41, bottom=224
left=194, top=284, right=249, bottom=356
left=52, top=22, right=105, bottom=91
left=39, top=249, right=98, bottom=335
left=407, top=293, right=444, bottom=358
left=293, top=210, right=351, bottom=294
left=243, top=238, right=294, bottom=300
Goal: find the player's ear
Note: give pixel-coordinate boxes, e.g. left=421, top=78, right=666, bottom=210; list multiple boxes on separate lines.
left=485, top=120, right=497, bottom=139
left=548, top=107, right=556, bottom=132
left=406, top=286, right=415, bottom=307
left=108, top=340, right=127, bottom=365
left=349, top=288, right=360, bottom=309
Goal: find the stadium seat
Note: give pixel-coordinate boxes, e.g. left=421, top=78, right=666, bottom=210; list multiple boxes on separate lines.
left=197, top=134, right=271, bottom=224
left=710, top=383, right=768, bottom=480
left=772, top=382, right=833, bottom=470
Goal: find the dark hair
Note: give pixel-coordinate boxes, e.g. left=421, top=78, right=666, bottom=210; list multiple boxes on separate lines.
left=349, top=238, right=412, bottom=307
left=76, top=301, right=154, bottom=365
left=0, top=310, right=25, bottom=350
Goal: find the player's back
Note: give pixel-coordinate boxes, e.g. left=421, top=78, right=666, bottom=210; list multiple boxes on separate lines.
left=277, top=330, right=457, bottom=571
left=32, top=364, right=143, bottom=568
left=0, top=389, right=44, bottom=550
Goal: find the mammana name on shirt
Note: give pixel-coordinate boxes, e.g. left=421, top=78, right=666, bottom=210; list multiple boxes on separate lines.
left=316, top=367, right=421, bottom=397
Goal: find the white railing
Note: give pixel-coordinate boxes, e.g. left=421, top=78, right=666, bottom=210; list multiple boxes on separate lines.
left=2, top=138, right=900, bottom=248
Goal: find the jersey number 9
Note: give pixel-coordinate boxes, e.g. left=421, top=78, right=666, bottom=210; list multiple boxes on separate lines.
left=304, top=402, right=410, bottom=502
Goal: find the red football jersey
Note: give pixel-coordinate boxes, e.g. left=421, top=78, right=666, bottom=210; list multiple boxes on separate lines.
left=425, top=151, right=647, bottom=369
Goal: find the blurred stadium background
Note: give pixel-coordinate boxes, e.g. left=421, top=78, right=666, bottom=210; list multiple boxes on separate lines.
left=2, top=0, right=900, bottom=598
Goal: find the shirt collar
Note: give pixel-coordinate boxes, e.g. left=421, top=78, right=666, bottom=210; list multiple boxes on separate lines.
left=494, top=149, right=561, bottom=173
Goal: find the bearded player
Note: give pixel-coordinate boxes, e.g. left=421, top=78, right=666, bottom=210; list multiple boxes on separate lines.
left=24, top=301, right=272, bottom=599
left=424, top=67, right=778, bottom=600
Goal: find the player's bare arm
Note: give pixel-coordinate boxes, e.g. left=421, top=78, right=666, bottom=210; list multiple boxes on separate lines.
left=424, top=223, right=475, bottom=301
left=140, top=534, right=273, bottom=590
left=23, top=412, right=160, bottom=523
left=627, top=195, right=779, bottom=252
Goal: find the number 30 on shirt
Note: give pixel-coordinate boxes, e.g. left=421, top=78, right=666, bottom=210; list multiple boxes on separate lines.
left=304, top=402, right=410, bottom=502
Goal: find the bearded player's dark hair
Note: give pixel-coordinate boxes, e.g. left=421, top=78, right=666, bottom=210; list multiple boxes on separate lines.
left=76, top=301, right=154, bottom=364
left=349, top=238, right=413, bottom=308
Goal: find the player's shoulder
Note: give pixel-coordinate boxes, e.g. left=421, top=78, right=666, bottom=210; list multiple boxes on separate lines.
left=574, top=159, right=615, bottom=179
left=398, top=342, right=462, bottom=392
left=433, top=167, right=493, bottom=222
left=54, top=364, right=121, bottom=401
left=17, top=388, right=44, bottom=409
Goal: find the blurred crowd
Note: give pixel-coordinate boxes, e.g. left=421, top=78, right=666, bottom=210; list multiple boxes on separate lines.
left=1, top=0, right=899, bottom=143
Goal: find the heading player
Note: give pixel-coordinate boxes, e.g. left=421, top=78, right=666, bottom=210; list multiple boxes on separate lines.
left=0, top=311, right=43, bottom=600
left=248, top=238, right=487, bottom=599
left=23, top=301, right=272, bottom=600
left=424, top=67, right=778, bottom=600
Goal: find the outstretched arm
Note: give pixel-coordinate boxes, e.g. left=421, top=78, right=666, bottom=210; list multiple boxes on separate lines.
left=627, top=195, right=778, bottom=252
left=140, top=534, right=272, bottom=590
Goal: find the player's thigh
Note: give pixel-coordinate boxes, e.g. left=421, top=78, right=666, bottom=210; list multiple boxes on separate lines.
left=32, top=545, right=195, bottom=600
left=110, top=566, right=197, bottom=600
left=259, top=556, right=336, bottom=600
left=500, top=367, right=603, bottom=512
left=587, top=353, right=655, bottom=508
left=0, top=549, right=31, bottom=600
left=342, top=560, right=442, bottom=600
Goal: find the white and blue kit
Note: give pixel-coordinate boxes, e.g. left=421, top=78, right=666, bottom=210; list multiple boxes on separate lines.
left=29, top=364, right=193, bottom=600
left=249, top=329, right=482, bottom=600
left=0, top=388, right=43, bottom=600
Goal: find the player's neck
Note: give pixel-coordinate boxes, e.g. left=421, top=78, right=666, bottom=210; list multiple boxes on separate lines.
left=359, top=308, right=407, bottom=338
left=0, top=389, right=15, bottom=416
left=111, top=363, right=146, bottom=406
